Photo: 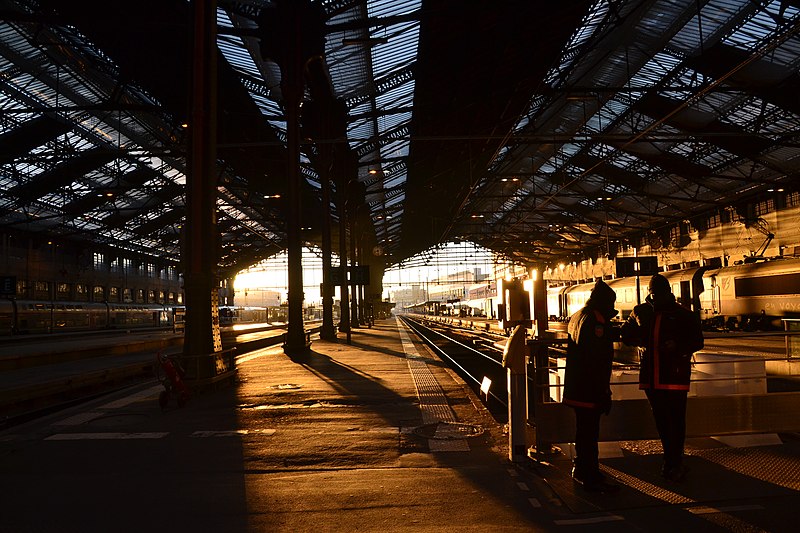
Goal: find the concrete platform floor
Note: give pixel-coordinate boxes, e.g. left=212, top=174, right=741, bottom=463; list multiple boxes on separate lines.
left=1, top=317, right=799, bottom=532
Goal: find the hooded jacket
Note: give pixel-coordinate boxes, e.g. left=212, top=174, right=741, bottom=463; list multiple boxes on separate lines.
left=562, top=280, right=618, bottom=409
left=620, top=293, right=704, bottom=390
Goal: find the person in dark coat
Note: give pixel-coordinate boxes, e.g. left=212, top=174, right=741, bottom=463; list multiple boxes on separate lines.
left=620, top=273, right=704, bottom=481
left=563, top=279, right=619, bottom=492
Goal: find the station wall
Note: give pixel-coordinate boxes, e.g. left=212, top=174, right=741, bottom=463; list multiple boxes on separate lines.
left=0, top=231, right=183, bottom=304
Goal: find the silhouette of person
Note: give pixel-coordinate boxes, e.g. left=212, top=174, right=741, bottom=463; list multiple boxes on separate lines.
left=621, top=274, right=704, bottom=481
left=563, top=279, right=620, bottom=493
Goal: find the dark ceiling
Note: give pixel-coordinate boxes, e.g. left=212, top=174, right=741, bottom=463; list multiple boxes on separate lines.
left=1, top=0, right=799, bottom=277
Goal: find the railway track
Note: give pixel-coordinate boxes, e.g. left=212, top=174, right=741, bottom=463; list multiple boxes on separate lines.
left=399, top=315, right=510, bottom=421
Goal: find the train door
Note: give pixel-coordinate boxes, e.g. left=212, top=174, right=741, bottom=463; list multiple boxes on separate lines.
left=710, top=276, right=721, bottom=315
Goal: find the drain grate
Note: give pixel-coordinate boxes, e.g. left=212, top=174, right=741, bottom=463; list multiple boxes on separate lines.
left=271, top=384, right=302, bottom=390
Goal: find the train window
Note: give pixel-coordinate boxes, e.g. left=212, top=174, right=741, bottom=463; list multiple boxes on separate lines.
left=16, top=279, right=26, bottom=297
left=75, top=284, right=88, bottom=301
left=56, top=284, right=70, bottom=301
left=735, top=273, right=800, bottom=297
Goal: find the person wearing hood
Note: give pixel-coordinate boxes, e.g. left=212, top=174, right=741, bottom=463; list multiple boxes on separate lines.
left=563, top=279, right=620, bottom=493
left=620, top=273, right=704, bottom=481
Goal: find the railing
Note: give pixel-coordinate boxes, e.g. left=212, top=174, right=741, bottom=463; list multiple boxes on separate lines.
left=181, top=347, right=237, bottom=388
left=516, top=336, right=800, bottom=459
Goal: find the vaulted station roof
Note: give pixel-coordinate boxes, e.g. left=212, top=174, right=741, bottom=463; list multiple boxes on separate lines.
left=1, top=0, right=799, bottom=275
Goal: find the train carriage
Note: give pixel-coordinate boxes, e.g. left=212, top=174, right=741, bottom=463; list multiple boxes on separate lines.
left=700, top=259, right=800, bottom=328
left=537, top=257, right=800, bottom=330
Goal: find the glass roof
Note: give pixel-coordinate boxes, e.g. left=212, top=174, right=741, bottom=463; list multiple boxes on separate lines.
left=1, top=0, right=799, bottom=270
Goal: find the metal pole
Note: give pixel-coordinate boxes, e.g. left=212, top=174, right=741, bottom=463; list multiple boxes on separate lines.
left=319, top=162, right=336, bottom=340
left=338, top=178, right=351, bottom=344
left=349, top=213, right=359, bottom=328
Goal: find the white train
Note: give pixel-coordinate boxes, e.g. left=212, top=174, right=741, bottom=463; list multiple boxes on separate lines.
left=547, top=257, right=800, bottom=330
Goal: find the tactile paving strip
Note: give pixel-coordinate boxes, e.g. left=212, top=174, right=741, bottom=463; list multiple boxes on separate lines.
left=397, top=318, right=470, bottom=452
left=692, top=447, right=800, bottom=491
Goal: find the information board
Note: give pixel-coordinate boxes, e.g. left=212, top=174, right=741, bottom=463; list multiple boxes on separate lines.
left=615, top=256, right=659, bottom=277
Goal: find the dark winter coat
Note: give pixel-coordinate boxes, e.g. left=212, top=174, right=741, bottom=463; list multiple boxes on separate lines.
left=563, top=303, right=616, bottom=410
left=620, top=295, right=704, bottom=390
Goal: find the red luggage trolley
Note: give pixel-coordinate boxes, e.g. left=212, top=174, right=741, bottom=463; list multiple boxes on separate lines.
left=155, top=351, right=190, bottom=408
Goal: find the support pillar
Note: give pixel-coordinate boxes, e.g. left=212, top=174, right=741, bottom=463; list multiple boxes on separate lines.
left=319, top=134, right=336, bottom=340
left=182, top=0, right=224, bottom=379
left=282, top=6, right=310, bottom=358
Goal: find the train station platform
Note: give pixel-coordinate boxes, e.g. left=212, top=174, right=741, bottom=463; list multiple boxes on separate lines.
left=1, top=318, right=799, bottom=532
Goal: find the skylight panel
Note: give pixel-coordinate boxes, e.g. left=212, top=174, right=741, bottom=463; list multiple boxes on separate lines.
left=633, top=51, right=682, bottom=91
left=759, top=111, right=800, bottom=136
left=368, top=0, right=420, bottom=18
left=697, top=145, right=735, bottom=168
left=380, top=138, right=408, bottom=160
left=218, top=35, right=262, bottom=79
left=348, top=119, right=374, bottom=144
left=375, top=81, right=413, bottom=109
left=371, top=21, right=419, bottom=74
left=724, top=2, right=782, bottom=52
left=544, top=0, right=612, bottom=85
left=765, top=34, right=800, bottom=67
left=248, top=91, right=284, bottom=120
left=378, top=110, right=411, bottom=132
left=216, top=7, right=235, bottom=29
left=669, top=0, right=743, bottom=54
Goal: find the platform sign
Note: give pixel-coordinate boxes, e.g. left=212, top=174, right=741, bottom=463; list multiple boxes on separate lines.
left=329, top=266, right=370, bottom=285
left=0, top=276, right=15, bottom=296
left=615, top=256, right=659, bottom=277
left=349, top=266, right=370, bottom=285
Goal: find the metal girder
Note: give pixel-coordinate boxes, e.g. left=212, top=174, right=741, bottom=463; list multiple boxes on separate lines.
left=0, top=116, right=72, bottom=165
left=685, top=41, right=800, bottom=117
left=8, top=149, right=118, bottom=204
